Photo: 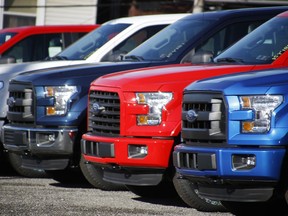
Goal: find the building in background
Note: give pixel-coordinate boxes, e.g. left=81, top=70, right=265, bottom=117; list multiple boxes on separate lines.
left=0, top=0, right=99, bottom=28
left=0, top=0, right=287, bottom=29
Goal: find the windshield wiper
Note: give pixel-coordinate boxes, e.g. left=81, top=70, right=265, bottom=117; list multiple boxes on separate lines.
left=215, top=57, right=244, bottom=63
left=122, top=55, right=144, bottom=61
left=46, top=55, right=68, bottom=61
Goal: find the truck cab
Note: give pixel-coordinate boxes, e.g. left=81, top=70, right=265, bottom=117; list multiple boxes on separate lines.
left=0, top=25, right=98, bottom=64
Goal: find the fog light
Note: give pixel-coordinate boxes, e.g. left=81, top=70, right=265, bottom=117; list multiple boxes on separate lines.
left=36, top=133, right=56, bottom=146
left=232, top=154, right=256, bottom=170
left=48, top=134, right=56, bottom=142
left=128, top=145, right=148, bottom=158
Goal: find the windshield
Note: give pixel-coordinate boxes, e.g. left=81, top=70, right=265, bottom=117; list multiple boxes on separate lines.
left=0, top=32, right=17, bottom=45
left=125, top=18, right=214, bottom=61
left=214, top=16, right=288, bottom=64
left=55, top=23, right=130, bottom=60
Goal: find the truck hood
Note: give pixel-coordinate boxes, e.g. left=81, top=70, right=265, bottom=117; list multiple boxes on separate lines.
left=0, top=60, right=84, bottom=77
left=12, top=61, right=153, bottom=85
left=185, top=67, right=288, bottom=95
left=92, top=64, right=257, bottom=91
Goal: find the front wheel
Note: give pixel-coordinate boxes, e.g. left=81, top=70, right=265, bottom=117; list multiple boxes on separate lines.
left=8, top=152, right=48, bottom=178
left=0, top=145, right=16, bottom=175
left=79, top=155, right=127, bottom=191
left=173, top=173, right=227, bottom=212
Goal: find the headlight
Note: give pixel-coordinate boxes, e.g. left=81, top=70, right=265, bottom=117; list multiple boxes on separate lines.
left=136, top=92, right=173, bottom=125
left=45, top=86, right=78, bottom=115
left=0, top=81, right=3, bottom=90
left=240, top=95, right=283, bottom=133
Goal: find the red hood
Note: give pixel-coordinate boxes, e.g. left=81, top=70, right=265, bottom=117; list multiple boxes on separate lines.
left=92, top=64, right=260, bottom=91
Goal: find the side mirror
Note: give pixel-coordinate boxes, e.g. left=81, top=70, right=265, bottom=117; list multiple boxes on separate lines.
left=0, top=56, right=16, bottom=64
left=191, top=50, right=213, bottom=64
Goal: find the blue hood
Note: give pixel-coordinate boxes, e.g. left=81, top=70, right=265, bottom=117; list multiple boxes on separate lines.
left=185, top=67, right=288, bottom=95
left=12, top=61, right=152, bottom=86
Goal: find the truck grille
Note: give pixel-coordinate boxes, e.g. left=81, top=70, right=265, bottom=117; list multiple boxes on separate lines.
left=6, top=81, right=35, bottom=125
left=182, top=91, right=226, bottom=145
left=88, top=90, right=120, bottom=137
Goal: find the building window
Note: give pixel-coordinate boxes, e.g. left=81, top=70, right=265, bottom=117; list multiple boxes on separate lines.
left=3, top=0, right=36, bottom=27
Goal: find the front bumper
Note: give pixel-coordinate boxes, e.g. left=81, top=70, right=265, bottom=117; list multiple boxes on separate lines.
left=81, top=133, right=174, bottom=185
left=173, top=144, right=286, bottom=180
left=2, top=125, right=77, bottom=155
left=173, top=144, right=286, bottom=201
left=192, top=183, right=275, bottom=202
left=21, top=156, right=70, bottom=170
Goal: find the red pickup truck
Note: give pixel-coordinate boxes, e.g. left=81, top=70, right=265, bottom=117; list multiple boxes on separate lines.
left=0, top=25, right=98, bottom=63
left=82, top=10, right=288, bottom=211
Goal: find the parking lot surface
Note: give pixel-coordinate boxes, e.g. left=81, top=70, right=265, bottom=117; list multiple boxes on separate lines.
left=0, top=168, right=233, bottom=216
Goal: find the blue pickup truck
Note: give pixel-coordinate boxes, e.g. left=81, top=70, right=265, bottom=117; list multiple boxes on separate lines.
left=2, top=7, right=287, bottom=211
left=173, top=67, right=288, bottom=213
left=0, top=13, right=184, bottom=177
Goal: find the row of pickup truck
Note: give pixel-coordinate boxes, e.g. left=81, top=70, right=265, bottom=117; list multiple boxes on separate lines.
left=2, top=6, right=288, bottom=214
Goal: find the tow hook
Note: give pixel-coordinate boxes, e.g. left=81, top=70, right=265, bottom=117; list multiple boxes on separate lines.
left=111, top=164, right=121, bottom=170
left=177, top=174, right=186, bottom=179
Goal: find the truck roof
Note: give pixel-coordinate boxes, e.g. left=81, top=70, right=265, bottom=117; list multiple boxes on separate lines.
left=102, top=13, right=189, bottom=25
left=0, top=25, right=98, bottom=34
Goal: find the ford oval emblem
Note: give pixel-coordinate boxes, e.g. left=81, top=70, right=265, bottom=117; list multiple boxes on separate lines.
left=92, top=102, right=105, bottom=115
left=186, top=109, right=198, bottom=123
left=7, top=96, right=16, bottom=108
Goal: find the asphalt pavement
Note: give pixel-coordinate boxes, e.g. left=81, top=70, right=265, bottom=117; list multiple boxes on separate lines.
left=0, top=164, right=233, bottom=216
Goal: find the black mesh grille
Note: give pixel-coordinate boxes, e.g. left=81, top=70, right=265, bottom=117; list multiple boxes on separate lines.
left=173, top=151, right=217, bottom=171
left=182, top=91, right=226, bottom=145
left=177, top=152, right=197, bottom=169
left=88, top=90, right=120, bottom=137
left=7, top=81, right=35, bottom=125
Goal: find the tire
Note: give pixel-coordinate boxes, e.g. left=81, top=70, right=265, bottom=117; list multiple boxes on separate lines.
left=79, top=155, right=127, bottom=191
left=8, top=152, right=48, bottom=178
left=45, top=167, right=89, bottom=185
left=126, top=179, right=179, bottom=198
left=173, top=173, right=227, bottom=212
left=0, top=146, right=17, bottom=175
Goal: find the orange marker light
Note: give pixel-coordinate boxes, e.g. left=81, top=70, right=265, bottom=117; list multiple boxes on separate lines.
left=242, top=121, right=254, bottom=132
